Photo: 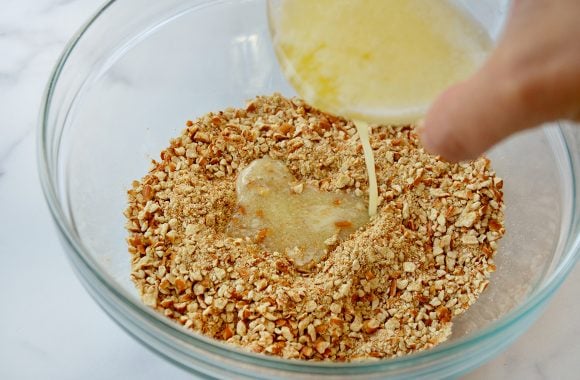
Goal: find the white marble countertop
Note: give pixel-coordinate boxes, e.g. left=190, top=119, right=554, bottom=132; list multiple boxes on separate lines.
left=1, top=1, right=579, bottom=379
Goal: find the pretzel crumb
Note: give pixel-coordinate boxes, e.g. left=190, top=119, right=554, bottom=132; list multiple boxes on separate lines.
left=125, top=94, right=505, bottom=361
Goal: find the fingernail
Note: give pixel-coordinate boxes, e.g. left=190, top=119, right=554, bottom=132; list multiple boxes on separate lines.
left=415, top=118, right=425, bottom=133
left=416, top=119, right=428, bottom=145
left=417, top=119, right=436, bottom=154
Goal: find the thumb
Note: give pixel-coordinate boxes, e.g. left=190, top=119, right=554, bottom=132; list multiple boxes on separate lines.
left=419, top=0, right=580, bottom=162
left=419, top=64, right=532, bottom=162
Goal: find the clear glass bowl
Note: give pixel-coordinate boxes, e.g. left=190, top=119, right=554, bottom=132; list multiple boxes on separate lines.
left=38, top=0, right=580, bottom=378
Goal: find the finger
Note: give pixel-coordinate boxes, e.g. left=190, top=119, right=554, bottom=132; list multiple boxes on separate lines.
left=420, top=0, right=580, bottom=162
left=419, top=56, right=543, bottom=161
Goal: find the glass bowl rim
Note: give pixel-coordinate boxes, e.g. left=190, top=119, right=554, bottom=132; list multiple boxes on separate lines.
left=37, top=0, right=580, bottom=372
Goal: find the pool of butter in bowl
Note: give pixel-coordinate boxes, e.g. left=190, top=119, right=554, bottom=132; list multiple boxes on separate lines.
left=227, top=157, right=369, bottom=268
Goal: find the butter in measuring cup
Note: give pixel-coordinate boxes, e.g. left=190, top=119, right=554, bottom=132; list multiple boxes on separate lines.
left=269, top=0, right=492, bottom=125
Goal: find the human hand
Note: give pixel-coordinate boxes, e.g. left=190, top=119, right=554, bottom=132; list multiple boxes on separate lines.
left=420, top=0, right=580, bottom=162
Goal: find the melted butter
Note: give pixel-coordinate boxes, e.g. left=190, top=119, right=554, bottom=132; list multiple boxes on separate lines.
left=272, top=0, right=491, bottom=125
left=355, top=120, right=378, bottom=217
left=228, top=157, right=369, bottom=267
